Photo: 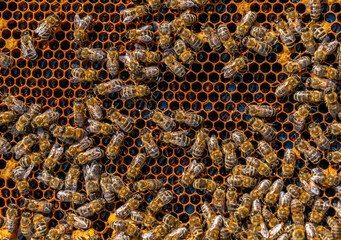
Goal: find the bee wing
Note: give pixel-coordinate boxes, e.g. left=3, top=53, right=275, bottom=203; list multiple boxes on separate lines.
left=221, top=61, right=235, bottom=72
left=22, top=47, right=29, bottom=59
left=322, top=199, right=330, bottom=212
left=137, top=35, right=153, bottom=42
left=134, top=43, right=146, bottom=50
left=74, top=14, right=81, bottom=29
left=120, top=113, right=135, bottom=123
left=23, top=163, right=35, bottom=179
left=123, top=15, right=137, bottom=24
left=71, top=63, right=80, bottom=69
left=152, top=21, right=160, bottom=31
left=140, top=25, right=153, bottom=31
left=305, top=45, right=316, bottom=55
left=11, top=123, right=20, bottom=137
left=260, top=222, right=269, bottom=239
left=74, top=215, right=92, bottom=229
left=118, top=55, right=127, bottom=63
left=35, top=21, right=47, bottom=34
left=179, top=0, right=195, bottom=8
left=174, top=131, right=188, bottom=136
left=120, top=7, right=134, bottom=14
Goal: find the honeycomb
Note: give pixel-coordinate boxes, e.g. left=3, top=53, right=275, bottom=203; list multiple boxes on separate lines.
left=0, top=0, right=341, bottom=238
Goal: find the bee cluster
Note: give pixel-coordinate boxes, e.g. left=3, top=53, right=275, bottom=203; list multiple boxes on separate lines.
left=1, top=0, right=341, bottom=239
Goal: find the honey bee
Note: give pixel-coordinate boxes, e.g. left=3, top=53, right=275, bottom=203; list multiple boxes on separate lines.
left=130, top=210, right=155, bottom=226
left=205, top=215, right=223, bottom=240
left=262, top=208, right=280, bottom=229
left=119, top=51, right=141, bottom=73
left=221, top=56, right=248, bottom=79
left=74, top=14, right=93, bottom=45
left=20, top=211, right=33, bottom=238
left=173, top=39, right=195, bottom=65
left=307, top=76, right=336, bottom=91
left=106, top=131, right=124, bottom=160
left=107, top=109, right=134, bottom=133
left=153, top=21, right=173, bottom=50
left=76, top=198, right=106, bottom=218
left=188, top=128, right=209, bottom=159
left=71, top=98, right=85, bottom=128
left=106, top=47, right=120, bottom=77
left=309, top=0, right=321, bottom=21
left=132, top=44, right=161, bottom=64
left=57, top=190, right=86, bottom=205
left=41, top=144, right=63, bottom=173
left=50, top=124, right=87, bottom=143
left=65, top=213, right=92, bottom=230
left=316, top=226, right=334, bottom=240
left=327, top=217, right=341, bottom=240
left=324, top=88, right=340, bottom=118
left=127, top=25, right=154, bottom=43
left=31, top=108, right=60, bottom=129
left=310, top=22, right=327, bottom=41
left=86, top=118, right=118, bottom=136
left=0, top=136, right=11, bottom=154
left=225, top=187, right=238, bottom=214
left=0, top=111, right=17, bottom=126
left=94, top=78, right=124, bottom=96
left=236, top=11, right=257, bottom=39
left=147, top=188, right=173, bottom=214
left=112, top=175, right=133, bottom=200
left=328, top=122, right=341, bottom=136
left=308, top=123, right=330, bottom=151
left=284, top=56, right=311, bottom=74
left=0, top=52, right=14, bottom=69
left=163, top=52, right=186, bottom=78
left=258, top=140, right=278, bottom=166
left=160, top=131, right=191, bottom=147
left=275, top=75, right=300, bottom=98
left=24, top=199, right=54, bottom=214
left=226, top=175, right=257, bottom=188
left=166, top=0, right=194, bottom=10
left=86, top=96, right=103, bottom=120
left=33, top=214, right=49, bottom=237
left=12, top=133, right=38, bottom=159
left=250, top=179, right=271, bottom=200
left=287, top=184, right=311, bottom=204
left=2, top=94, right=26, bottom=115
left=288, top=104, right=310, bottom=133
left=126, top=153, right=146, bottom=181
left=77, top=47, right=106, bottom=62
left=72, top=228, right=100, bottom=240
left=74, top=147, right=104, bottom=166
left=21, top=31, right=37, bottom=60
left=290, top=199, right=305, bottom=225
left=249, top=117, right=277, bottom=141
left=35, top=13, right=59, bottom=40
left=328, top=150, right=341, bottom=164
left=37, top=169, right=64, bottom=190
left=5, top=204, right=19, bottom=233
left=99, top=173, right=115, bottom=203
left=312, top=63, right=339, bottom=80
left=293, top=90, right=324, bottom=103
left=46, top=223, right=73, bottom=240
left=313, top=40, right=338, bottom=62
left=178, top=28, right=204, bottom=51
left=274, top=18, right=296, bottom=49
left=308, top=198, right=329, bottom=225
left=65, top=137, right=93, bottom=161
left=305, top=222, right=319, bottom=240
left=299, top=169, right=320, bottom=196
left=189, top=214, right=203, bottom=240
left=120, top=5, right=149, bottom=23
left=285, top=7, right=302, bottom=36
left=250, top=26, right=267, bottom=40
left=215, top=24, right=237, bottom=53
left=245, top=104, right=276, bottom=118
left=277, top=192, right=291, bottom=222
left=134, top=179, right=163, bottom=192
left=12, top=164, right=34, bottom=181
left=83, top=161, right=102, bottom=200
left=300, top=27, right=316, bottom=55
left=12, top=104, right=41, bottom=136
left=173, top=107, right=203, bottom=127
left=201, top=24, right=222, bottom=52
left=193, top=178, right=217, bottom=193
left=221, top=140, right=237, bottom=171
left=112, top=219, right=141, bottom=237
left=141, top=223, right=170, bottom=240
left=71, top=64, right=98, bottom=83
left=295, top=138, right=321, bottom=164
left=312, top=167, right=339, bottom=187
left=201, top=201, right=216, bottom=225
left=264, top=179, right=283, bottom=206
left=180, top=160, right=205, bottom=187
left=120, top=84, right=151, bottom=100
left=231, top=130, right=255, bottom=156
left=36, top=128, right=51, bottom=156
left=281, top=149, right=296, bottom=178
left=140, top=128, right=160, bottom=158
left=115, top=194, right=143, bottom=219
left=207, top=135, right=223, bottom=165
left=250, top=199, right=269, bottom=239
left=212, top=186, right=226, bottom=214
left=242, top=36, right=272, bottom=57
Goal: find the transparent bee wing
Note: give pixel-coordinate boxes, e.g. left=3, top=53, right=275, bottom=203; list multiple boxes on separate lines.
left=74, top=14, right=81, bottom=29
left=123, top=15, right=136, bottom=24
left=22, top=47, right=29, bottom=59
left=152, top=21, right=161, bottom=31
left=71, top=63, right=81, bottom=69
left=11, top=123, right=20, bottom=137
left=35, top=21, right=47, bottom=34
left=140, top=25, right=153, bottom=31
left=22, top=163, right=35, bottom=179
left=119, top=55, right=127, bottom=63
left=137, top=35, right=153, bottom=42
left=306, top=45, right=315, bottom=55
left=74, top=215, right=91, bottom=229
left=260, top=222, right=269, bottom=238
left=134, top=43, right=146, bottom=50
left=174, top=131, right=188, bottom=136
left=120, top=7, right=134, bottom=14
